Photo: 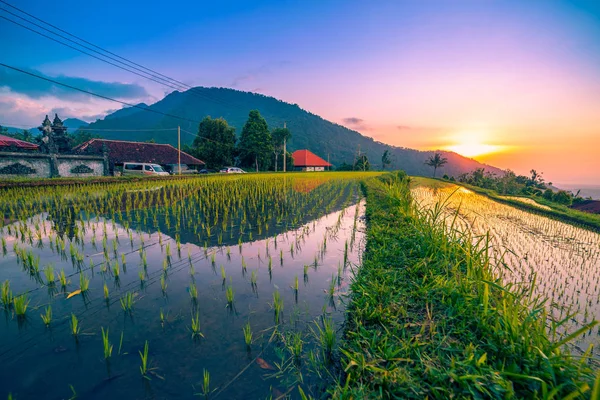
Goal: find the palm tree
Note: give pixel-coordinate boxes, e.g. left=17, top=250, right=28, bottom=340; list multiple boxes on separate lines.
left=381, top=150, right=391, bottom=170
left=425, top=153, right=448, bottom=178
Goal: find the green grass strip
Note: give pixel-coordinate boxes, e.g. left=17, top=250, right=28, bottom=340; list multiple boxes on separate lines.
left=331, top=172, right=596, bottom=399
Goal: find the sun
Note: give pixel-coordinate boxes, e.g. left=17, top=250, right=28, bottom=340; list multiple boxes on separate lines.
left=444, top=131, right=504, bottom=158
left=446, top=143, right=502, bottom=158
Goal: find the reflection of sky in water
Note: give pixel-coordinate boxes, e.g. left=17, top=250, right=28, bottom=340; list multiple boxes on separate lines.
left=0, top=199, right=365, bottom=399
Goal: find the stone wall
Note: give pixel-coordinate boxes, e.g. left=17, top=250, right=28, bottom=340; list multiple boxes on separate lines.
left=0, top=152, right=105, bottom=179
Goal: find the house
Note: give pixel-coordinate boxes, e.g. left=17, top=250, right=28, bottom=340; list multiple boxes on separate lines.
left=291, top=149, right=332, bottom=172
left=0, top=134, right=39, bottom=151
left=73, top=139, right=204, bottom=174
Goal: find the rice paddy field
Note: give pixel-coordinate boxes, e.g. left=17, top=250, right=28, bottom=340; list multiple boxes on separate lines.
left=411, top=177, right=600, bottom=354
left=0, top=172, right=379, bottom=399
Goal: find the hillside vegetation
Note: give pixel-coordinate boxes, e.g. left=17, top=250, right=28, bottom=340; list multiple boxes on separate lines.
left=84, top=87, right=503, bottom=176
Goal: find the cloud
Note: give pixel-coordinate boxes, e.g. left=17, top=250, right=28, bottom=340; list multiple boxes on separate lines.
left=0, top=66, right=149, bottom=102
left=342, top=117, right=370, bottom=131
left=343, top=117, right=364, bottom=125
left=397, top=125, right=412, bottom=130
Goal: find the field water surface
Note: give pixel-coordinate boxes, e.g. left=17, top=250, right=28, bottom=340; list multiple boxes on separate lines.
left=412, top=181, right=600, bottom=353
left=0, top=173, right=372, bottom=399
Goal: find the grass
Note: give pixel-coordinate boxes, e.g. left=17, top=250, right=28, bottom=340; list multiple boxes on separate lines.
left=331, top=172, right=598, bottom=398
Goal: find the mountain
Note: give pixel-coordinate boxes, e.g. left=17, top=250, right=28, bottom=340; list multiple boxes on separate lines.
left=85, top=87, right=504, bottom=177
left=103, top=103, right=148, bottom=121
left=63, top=118, right=89, bottom=131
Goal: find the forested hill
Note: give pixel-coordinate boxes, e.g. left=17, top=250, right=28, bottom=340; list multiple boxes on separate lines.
left=84, top=87, right=503, bottom=176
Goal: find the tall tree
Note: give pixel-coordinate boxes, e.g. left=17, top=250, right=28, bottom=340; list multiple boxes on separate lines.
left=271, top=127, right=291, bottom=172
left=238, top=110, right=273, bottom=171
left=191, top=117, right=236, bottom=169
left=354, top=154, right=370, bottom=171
left=425, top=152, right=448, bottom=178
left=381, top=149, right=391, bottom=170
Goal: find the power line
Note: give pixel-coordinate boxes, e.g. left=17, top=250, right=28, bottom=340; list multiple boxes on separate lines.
left=0, top=2, right=235, bottom=108
left=0, top=0, right=188, bottom=89
left=0, top=63, right=202, bottom=125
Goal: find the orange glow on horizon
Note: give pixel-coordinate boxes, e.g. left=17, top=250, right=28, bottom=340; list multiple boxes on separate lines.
left=443, top=131, right=507, bottom=158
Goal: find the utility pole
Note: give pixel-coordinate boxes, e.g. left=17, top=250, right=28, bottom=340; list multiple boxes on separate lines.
left=178, top=125, right=181, bottom=176
left=283, top=121, right=287, bottom=173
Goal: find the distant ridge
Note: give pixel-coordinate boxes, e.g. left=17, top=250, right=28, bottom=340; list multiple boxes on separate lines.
left=85, top=87, right=504, bottom=176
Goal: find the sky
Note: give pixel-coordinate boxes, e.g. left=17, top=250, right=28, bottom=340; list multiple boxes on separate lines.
left=1, top=0, right=599, bottom=184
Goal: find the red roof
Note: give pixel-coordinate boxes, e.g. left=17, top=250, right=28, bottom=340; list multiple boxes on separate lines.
left=0, top=134, right=39, bottom=150
left=291, top=149, right=332, bottom=167
left=73, top=139, right=204, bottom=165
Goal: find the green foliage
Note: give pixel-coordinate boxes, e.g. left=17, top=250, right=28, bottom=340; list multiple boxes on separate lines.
left=332, top=175, right=597, bottom=398
left=189, top=116, right=236, bottom=169
left=424, top=152, right=448, bottom=177
left=237, top=110, right=273, bottom=171
left=381, top=149, right=391, bottom=170
left=271, top=127, right=291, bottom=171
left=353, top=155, right=370, bottom=171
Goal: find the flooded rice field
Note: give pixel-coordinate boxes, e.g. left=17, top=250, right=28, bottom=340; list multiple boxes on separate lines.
left=412, top=181, right=600, bottom=354
left=0, top=173, right=373, bottom=399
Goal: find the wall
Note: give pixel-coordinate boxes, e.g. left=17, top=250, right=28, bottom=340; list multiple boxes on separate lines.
left=0, top=152, right=105, bottom=179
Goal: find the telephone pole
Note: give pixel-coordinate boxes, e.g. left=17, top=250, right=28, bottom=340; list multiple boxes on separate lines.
left=177, top=125, right=181, bottom=176
left=283, top=121, right=287, bottom=173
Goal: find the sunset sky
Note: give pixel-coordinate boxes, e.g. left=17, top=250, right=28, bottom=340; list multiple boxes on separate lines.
left=1, top=0, right=599, bottom=184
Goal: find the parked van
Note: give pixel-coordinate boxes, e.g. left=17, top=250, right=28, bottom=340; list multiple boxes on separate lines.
left=122, top=162, right=169, bottom=176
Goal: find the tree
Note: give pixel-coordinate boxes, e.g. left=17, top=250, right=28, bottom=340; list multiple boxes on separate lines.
left=238, top=110, right=273, bottom=172
left=424, top=153, right=448, bottom=178
left=553, top=190, right=573, bottom=206
left=354, top=154, right=370, bottom=171
left=381, top=150, right=391, bottom=170
left=191, top=117, right=236, bottom=169
left=271, top=127, right=291, bottom=172
left=69, top=130, right=100, bottom=149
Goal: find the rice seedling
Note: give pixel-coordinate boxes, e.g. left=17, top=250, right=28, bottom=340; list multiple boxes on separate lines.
left=190, top=312, right=204, bottom=339
left=79, top=274, right=90, bottom=293
left=13, top=294, right=29, bottom=318
left=40, top=305, right=52, bottom=326
left=70, top=313, right=80, bottom=340
left=273, top=290, right=283, bottom=324
left=220, top=265, right=226, bottom=283
left=101, top=327, right=113, bottom=359
left=243, top=321, right=252, bottom=349
left=139, top=270, right=146, bottom=285
left=44, top=265, right=55, bottom=286
left=250, top=270, right=257, bottom=288
left=139, top=340, right=150, bottom=379
left=241, top=256, right=247, bottom=272
left=293, top=275, right=299, bottom=293
left=1, top=280, right=12, bottom=308
left=160, top=275, right=167, bottom=293
left=103, top=283, right=109, bottom=300
left=225, top=285, right=235, bottom=307
left=313, top=317, right=336, bottom=359
left=198, top=369, right=211, bottom=399
left=120, top=292, right=135, bottom=313
left=189, top=283, right=198, bottom=301
left=59, top=269, right=68, bottom=288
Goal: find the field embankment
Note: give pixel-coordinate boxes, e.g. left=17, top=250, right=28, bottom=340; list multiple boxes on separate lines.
left=332, top=173, right=598, bottom=398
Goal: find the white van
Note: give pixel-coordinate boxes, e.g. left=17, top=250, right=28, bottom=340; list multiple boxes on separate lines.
left=122, top=162, right=170, bottom=176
